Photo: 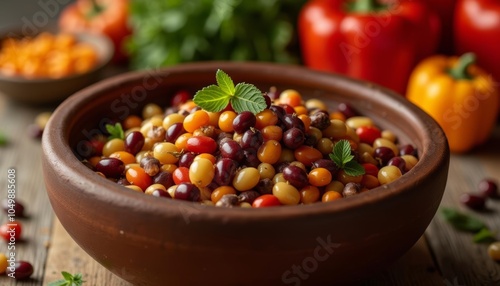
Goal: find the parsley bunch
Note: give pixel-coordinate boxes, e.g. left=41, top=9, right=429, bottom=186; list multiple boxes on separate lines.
left=126, top=0, right=306, bottom=69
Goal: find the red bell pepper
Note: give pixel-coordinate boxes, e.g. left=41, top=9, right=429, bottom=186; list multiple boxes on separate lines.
left=454, top=0, right=500, bottom=87
left=298, top=0, right=440, bottom=95
left=423, top=0, right=456, bottom=54
left=58, top=0, right=131, bottom=63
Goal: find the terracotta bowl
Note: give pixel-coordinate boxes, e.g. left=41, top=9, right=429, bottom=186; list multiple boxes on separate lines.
left=0, top=26, right=113, bottom=105
left=42, top=62, right=449, bottom=286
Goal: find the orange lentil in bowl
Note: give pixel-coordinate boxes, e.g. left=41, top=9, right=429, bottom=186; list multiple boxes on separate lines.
left=0, top=32, right=98, bottom=79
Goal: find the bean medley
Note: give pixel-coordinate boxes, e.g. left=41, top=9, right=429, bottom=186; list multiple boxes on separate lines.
left=80, top=88, right=419, bottom=208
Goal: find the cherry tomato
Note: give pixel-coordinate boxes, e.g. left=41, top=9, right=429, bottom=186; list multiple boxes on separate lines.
left=186, top=136, right=217, bottom=154
left=58, top=0, right=132, bottom=63
left=171, top=90, right=191, bottom=107
left=126, top=166, right=152, bottom=191
left=252, top=194, right=282, bottom=208
left=183, top=110, right=210, bottom=133
left=6, top=260, right=33, bottom=280
left=0, top=222, right=22, bottom=242
left=189, top=158, right=215, bottom=188
left=173, top=167, right=190, bottom=185
left=356, top=126, right=382, bottom=145
left=294, top=145, right=323, bottom=167
left=280, top=104, right=295, bottom=114
left=89, top=138, right=105, bottom=156
left=362, top=163, right=379, bottom=177
left=279, top=89, right=302, bottom=107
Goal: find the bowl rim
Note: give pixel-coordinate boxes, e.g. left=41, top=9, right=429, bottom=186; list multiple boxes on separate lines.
left=43, top=61, right=449, bottom=222
left=0, top=26, right=113, bottom=83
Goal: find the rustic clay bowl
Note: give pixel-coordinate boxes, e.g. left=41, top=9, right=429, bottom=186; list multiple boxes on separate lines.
left=0, top=26, right=113, bottom=105
left=42, top=62, right=449, bottom=286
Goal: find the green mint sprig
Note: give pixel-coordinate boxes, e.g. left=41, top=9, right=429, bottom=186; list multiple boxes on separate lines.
left=105, top=123, right=124, bottom=140
left=441, top=208, right=497, bottom=243
left=47, top=271, right=85, bottom=286
left=473, top=228, right=497, bottom=243
left=0, top=131, right=7, bottom=146
left=329, top=140, right=365, bottom=177
left=193, top=69, right=267, bottom=114
left=441, top=207, right=486, bottom=232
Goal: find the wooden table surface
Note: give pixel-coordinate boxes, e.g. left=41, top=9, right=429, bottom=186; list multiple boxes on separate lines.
left=0, top=67, right=499, bottom=286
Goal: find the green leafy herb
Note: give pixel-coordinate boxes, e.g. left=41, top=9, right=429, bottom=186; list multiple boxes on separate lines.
left=47, top=271, right=85, bottom=286
left=126, top=1, right=307, bottom=69
left=0, top=131, right=7, bottom=146
left=441, top=208, right=486, bottom=233
left=105, top=123, right=124, bottom=140
left=329, top=140, right=365, bottom=177
left=441, top=208, right=498, bottom=244
left=473, top=228, right=497, bottom=243
left=193, top=69, right=267, bottom=114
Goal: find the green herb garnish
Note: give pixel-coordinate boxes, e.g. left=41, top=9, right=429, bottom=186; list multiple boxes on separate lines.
left=473, top=228, right=497, bottom=243
left=329, top=139, right=365, bottom=177
left=441, top=208, right=486, bottom=232
left=47, top=271, right=85, bottom=286
left=0, top=131, right=7, bottom=146
left=105, top=123, right=124, bottom=140
left=193, top=69, right=267, bottom=114
left=441, top=208, right=498, bottom=243
left=126, top=1, right=305, bottom=69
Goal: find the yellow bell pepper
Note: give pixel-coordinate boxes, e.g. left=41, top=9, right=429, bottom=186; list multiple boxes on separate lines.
left=407, top=53, right=499, bottom=153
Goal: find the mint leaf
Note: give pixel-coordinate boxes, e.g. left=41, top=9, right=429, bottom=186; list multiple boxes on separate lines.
left=340, top=141, right=354, bottom=165
left=329, top=140, right=365, bottom=176
left=215, top=69, right=235, bottom=95
left=193, top=85, right=231, bottom=112
left=48, top=271, right=85, bottom=286
left=62, top=271, right=73, bottom=281
left=193, top=70, right=266, bottom=114
left=343, top=161, right=365, bottom=177
left=328, top=152, right=341, bottom=167
left=47, top=280, right=69, bottom=286
left=105, top=123, right=124, bottom=140
left=73, top=273, right=85, bottom=286
left=0, top=131, right=7, bottom=146
left=473, top=228, right=496, bottom=243
left=330, top=141, right=346, bottom=168
left=231, top=83, right=267, bottom=114
left=441, top=208, right=486, bottom=232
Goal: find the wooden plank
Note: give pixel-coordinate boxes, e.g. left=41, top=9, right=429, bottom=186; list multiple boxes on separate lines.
left=42, top=218, right=130, bottom=286
left=363, top=236, right=444, bottom=285
left=43, top=217, right=441, bottom=286
left=0, top=64, right=127, bottom=285
left=425, top=126, right=500, bottom=286
left=0, top=99, right=55, bottom=285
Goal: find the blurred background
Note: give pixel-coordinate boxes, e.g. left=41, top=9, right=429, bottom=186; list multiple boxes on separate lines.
left=0, top=1, right=72, bottom=30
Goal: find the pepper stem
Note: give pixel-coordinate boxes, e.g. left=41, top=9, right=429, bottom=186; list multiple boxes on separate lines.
left=348, top=0, right=386, bottom=13
left=87, top=0, right=104, bottom=19
left=449, top=53, right=476, bottom=80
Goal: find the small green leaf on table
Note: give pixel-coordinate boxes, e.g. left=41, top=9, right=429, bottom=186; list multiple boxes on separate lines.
left=47, top=271, right=85, bottom=286
left=473, top=228, right=497, bottom=243
left=441, top=207, right=486, bottom=232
